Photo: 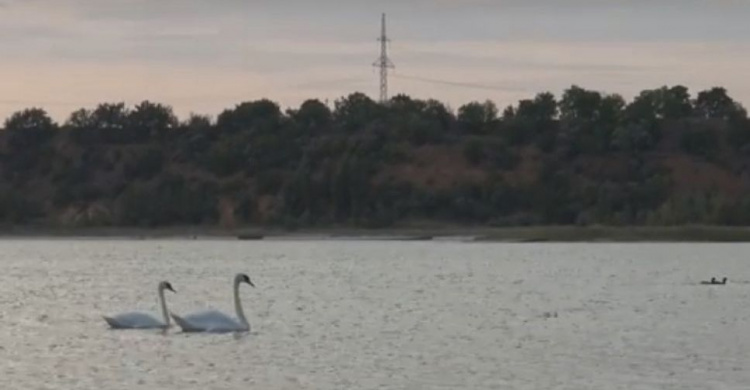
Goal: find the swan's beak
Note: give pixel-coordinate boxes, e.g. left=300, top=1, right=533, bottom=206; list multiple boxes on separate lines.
left=248, top=280, right=255, bottom=288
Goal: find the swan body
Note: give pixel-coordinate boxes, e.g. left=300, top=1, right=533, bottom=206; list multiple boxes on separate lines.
left=104, top=312, right=167, bottom=329
left=104, top=281, right=176, bottom=329
left=172, top=310, right=244, bottom=333
left=172, top=273, right=255, bottom=333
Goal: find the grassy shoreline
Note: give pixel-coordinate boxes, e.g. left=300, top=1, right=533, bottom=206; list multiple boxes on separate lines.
left=2, top=225, right=750, bottom=242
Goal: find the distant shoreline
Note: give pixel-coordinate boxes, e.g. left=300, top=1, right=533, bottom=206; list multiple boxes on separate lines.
left=2, top=225, right=750, bottom=242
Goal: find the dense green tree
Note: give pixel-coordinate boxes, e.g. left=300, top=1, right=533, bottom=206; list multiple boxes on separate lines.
left=500, top=92, right=558, bottom=149
left=91, top=103, right=129, bottom=130
left=385, top=95, right=451, bottom=144
left=128, top=100, right=178, bottom=141
left=289, top=99, right=332, bottom=134
left=182, top=113, right=213, bottom=131
left=560, top=85, right=603, bottom=122
left=659, top=85, right=693, bottom=119
left=694, top=87, right=745, bottom=121
left=217, top=99, right=283, bottom=133
left=559, top=86, right=625, bottom=155
left=1, top=86, right=750, bottom=228
left=611, top=123, right=654, bottom=152
left=463, top=138, right=486, bottom=165
left=65, top=109, right=96, bottom=130
left=517, top=92, right=558, bottom=122
left=333, top=92, right=381, bottom=132
left=458, top=100, right=498, bottom=134
left=3, top=108, right=57, bottom=149
left=4, top=108, right=56, bottom=133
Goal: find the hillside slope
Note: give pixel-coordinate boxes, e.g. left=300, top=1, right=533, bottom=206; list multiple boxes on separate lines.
left=2, top=86, right=750, bottom=229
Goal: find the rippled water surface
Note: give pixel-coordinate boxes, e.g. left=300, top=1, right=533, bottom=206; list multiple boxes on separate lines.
left=0, top=239, right=748, bottom=389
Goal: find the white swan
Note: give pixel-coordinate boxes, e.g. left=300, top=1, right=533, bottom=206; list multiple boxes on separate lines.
left=103, top=281, right=176, bottom=329
left=171, top=273, right=255, bottom=333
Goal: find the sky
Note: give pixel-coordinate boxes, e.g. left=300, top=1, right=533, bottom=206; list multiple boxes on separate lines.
left=2, top=0, right=750, bottom=121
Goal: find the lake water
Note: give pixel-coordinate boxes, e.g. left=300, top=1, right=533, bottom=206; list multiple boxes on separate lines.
left=0, top=239, right=747, bottom=389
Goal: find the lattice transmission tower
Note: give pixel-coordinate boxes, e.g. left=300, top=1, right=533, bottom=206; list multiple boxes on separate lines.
left=373, top=13, right=395, bottom=103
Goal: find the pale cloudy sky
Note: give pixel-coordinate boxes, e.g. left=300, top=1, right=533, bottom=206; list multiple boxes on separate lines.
left=1, top=0, right=750, bottom=120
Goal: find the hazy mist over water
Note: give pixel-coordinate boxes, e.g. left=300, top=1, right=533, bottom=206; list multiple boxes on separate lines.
left=0, top=239, right=748, bottom=389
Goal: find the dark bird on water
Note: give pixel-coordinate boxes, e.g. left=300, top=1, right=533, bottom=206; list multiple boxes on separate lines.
left=700, top=277, right=727, bottom=285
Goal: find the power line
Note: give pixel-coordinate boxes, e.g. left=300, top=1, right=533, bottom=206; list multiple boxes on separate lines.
left=0, top=95, right=266, bottom=107
left=0, top=99, right=90, bottom=107
left=391, top=73, right=529, bottom=93
left=372, top=13, right=394, bottom=103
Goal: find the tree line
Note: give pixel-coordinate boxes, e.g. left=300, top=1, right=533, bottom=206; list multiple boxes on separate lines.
left=2, top=85, right=750, bottom=228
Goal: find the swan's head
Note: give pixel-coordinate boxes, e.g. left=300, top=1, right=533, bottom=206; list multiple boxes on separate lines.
left=159, top=281, right=176, bottom=293
left=238, top=273, right=255, bottom=288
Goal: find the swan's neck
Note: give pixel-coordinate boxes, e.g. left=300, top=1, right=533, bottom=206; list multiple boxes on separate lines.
left=234, top=280, right=249, bottom=329
left=158, top=286, right=169, bottom=327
